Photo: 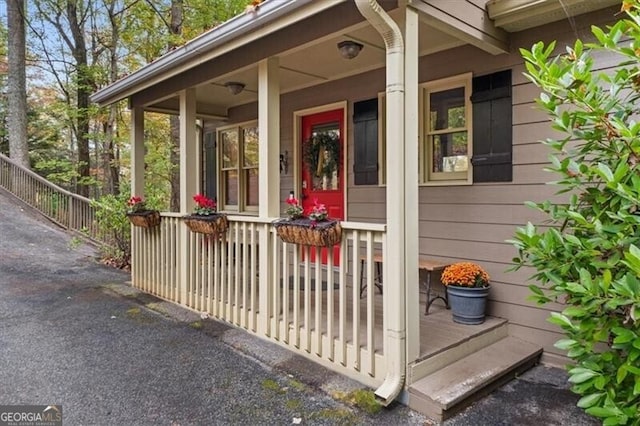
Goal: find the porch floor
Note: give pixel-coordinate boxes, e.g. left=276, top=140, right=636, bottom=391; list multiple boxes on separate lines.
left=270, top=286, right=503, bottom=360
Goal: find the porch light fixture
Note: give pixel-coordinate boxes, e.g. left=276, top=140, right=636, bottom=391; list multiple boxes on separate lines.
left=337, top=40, right=363, bottom=59
left=224, top=81, right=245, bottom=95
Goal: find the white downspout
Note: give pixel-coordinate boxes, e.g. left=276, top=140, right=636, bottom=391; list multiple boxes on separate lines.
left=354, top=0, right=406, bottom=406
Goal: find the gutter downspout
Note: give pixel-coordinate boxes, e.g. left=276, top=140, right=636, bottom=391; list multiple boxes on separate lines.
left=354, top=0, right=406, bottom=406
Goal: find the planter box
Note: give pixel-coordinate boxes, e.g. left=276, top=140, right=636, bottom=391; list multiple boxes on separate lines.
left=184, top=214, right=228, bottom=235
left=126, top=210, right=161, bottom=228
left=273, top=218, right=342, bottom=247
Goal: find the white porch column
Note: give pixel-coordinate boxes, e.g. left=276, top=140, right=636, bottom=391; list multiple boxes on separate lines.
left=130, top=107, right=145, bottom=197
left=179, top=88, right=198, bottom=213
left=258, top=57, right=280, bottom=335
left=179, top=88, right=197, bottom=305
left=404, top=5, right=421, bottom=364
left=258, top=57, right=281, bottom=217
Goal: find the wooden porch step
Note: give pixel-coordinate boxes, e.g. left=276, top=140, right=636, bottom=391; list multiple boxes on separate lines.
left=408, top=336, right=542, bottom=422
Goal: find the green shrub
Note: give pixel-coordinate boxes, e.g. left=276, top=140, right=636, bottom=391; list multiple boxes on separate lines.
left=511, top=2, right=640, bottom=424
left=92, top=192, right=132, bottom=268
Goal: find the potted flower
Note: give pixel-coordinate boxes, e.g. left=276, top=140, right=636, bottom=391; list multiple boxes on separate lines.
left=183, top=194, right=228, bottom=235
left=441, top=262, right=491, bottom=325
left=273, top=193, right=341, bottom=247
left=285, top=193, right=304, bottom=220
left=126, top=196, right=160, bottom=228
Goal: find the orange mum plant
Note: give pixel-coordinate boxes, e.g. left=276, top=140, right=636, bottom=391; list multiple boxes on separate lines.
left=441, top=262, right=490, bottom=288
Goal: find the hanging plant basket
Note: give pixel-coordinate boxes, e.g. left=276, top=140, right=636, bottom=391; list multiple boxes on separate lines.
left=184, top=214, right=228, bottom=235
left=126, top=210, right=161, bottom=228
left=273, top=218, right=342, bottom=247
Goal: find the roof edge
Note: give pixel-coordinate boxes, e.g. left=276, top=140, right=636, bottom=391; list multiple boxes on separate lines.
left=91, top=0, right=318, bottom=106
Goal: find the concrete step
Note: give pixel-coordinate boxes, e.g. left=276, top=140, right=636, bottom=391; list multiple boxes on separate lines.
left=409, top=317, right=508, bottom=385
left=408, top=336, right=542, bottom=422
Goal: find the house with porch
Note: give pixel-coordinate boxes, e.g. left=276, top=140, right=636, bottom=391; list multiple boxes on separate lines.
left=91, top=0, right=621, bottom=420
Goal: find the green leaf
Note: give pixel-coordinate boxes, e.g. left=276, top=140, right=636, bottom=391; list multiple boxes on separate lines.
left=586, top=406, right=622, bottom=418
left=554, top=339, right=577, bottom=350
left=529, top=285, right=544, bottom=296
left=617, top=365, right=628, bottom=384
left=603, top=416, right=624, bottom=426
left=597, top=163, right=614, bottom=182
left=569, top=369, right=599, bottom=384
left=548, top=312, right=575, bottom=329
left=612, top=327, right=636, bottom=344
left=577, top=392, right=604, bottom=408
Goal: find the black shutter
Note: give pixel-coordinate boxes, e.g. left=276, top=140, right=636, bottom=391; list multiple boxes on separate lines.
left=204, top=131, right=217, bottom=201
left=471, top=70, right=512, bottom=182
left=353, top=99, right=379, bottom=185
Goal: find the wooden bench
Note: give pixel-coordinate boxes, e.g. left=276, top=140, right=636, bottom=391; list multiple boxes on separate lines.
left=359, top=255, right=450, bottom=315
left=418, top=258, right=450, bottom=315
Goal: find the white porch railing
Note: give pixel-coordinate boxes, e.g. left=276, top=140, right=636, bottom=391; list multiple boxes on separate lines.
left=132, top=213, right=388, bottom=386
left=0, top=152, right=103, bottom=243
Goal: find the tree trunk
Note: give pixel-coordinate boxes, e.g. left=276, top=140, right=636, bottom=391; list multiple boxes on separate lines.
left=6, top=0, right=29, bottom=169
left=67, top=0, right=92, bottom=197
left=102, top=4, right=121, bottom=196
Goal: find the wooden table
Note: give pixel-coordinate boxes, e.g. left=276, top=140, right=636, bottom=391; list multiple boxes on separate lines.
left=358, top=255, right=450, bottom=315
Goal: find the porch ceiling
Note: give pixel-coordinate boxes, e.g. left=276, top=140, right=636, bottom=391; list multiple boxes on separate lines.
left=487, top=0, right=620, bottom=32
left=145, top=8, right=463, bottom=119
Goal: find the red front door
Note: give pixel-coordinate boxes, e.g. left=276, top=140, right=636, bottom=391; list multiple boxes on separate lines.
left=301, top=109, right=345, bottom=264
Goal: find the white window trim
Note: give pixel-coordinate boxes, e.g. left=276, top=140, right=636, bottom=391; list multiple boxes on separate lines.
left=420, top=72, right=473, bottom=186
left=217, top=119, right=259, bottom=213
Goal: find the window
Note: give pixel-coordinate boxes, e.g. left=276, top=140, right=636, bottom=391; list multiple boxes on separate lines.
left=375, top=71, right=512, bottom=185
left=218, top=121, right=259, bottom=212
left=422, top=73, right=472, bottom=184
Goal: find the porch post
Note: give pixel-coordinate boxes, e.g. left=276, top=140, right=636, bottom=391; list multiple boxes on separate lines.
left=257, top=57, right=280, bottom=335
left=404, top=5, right=421, bottom=364
left=130, top=106, right=145, bottom=197
left=258, top=57, right=280, bottom=217
left=179, top=88, right=197, bottom=305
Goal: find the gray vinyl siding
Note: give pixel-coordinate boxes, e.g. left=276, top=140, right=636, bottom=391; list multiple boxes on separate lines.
left=216, top=5, right=619, bottom=363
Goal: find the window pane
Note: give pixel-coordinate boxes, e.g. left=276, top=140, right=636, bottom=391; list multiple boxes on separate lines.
left=432, top=132, right=468, bottom=173
left=245, top=168, right=259, bottom=206
left=243, top=127, right=259, bottom=168
left=429, top=87, right=465, bottom=131
left=221, top=130, right=238, bottom=169
left=224, top=170, right=238, bottom=205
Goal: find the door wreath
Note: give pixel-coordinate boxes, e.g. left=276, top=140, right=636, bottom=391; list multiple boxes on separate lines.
left=303, top=132, right=340, bottom=178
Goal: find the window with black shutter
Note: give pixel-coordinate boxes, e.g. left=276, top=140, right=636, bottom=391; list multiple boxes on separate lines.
left=471, top=70, right=512, bottom=182
left=353, top=99, right=379, bottom=185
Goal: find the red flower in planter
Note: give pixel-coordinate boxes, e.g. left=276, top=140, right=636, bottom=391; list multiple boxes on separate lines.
left=193, top=194, right=217, bottom=215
